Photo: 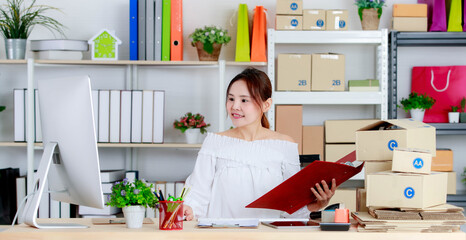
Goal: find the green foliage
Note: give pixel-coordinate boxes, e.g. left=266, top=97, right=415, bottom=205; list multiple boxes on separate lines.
left=0, top=106, right=5, bottom=112
left=450, top=105, right=459, bottom=112
left=355, top=0, right=386, bottom=20
left=173, top=112, right=210, bottom=134
left=0, top=0, right=65, bottom=39
left=107, top=179, right=157, bottom=208
left=399, top=92, right=436, bottom=113
left=189, top=26, right=231, bottom=54
left=460, top=97, right=466, bottom=112
left=462, top=167, right=466, bottom=185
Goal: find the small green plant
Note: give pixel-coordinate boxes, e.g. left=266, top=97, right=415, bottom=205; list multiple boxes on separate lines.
left=173, top=112, right=210, bottom=134
left=107, top=179, right=157, bottom=208
left=399, top=92, right=436, bottom=113
left=355, top=0, right=386, bottom=20
left=460, top=97, right=466, bottom=112
left=450, top=106, right=459, bottom=112
left=0, top=0, right=65, bottom=39
left=462, top=167, right=466, bottom=185
left=189, top=26, right=231, bottom=54
left=0, top=106, right=5, bottom=112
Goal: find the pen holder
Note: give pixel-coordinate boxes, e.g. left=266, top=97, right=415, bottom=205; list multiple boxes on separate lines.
left=158, top=201, right=184, bottom=230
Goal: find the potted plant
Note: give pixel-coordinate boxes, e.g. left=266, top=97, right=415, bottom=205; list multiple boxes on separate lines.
left=448, top=105, right=460, bottom=123
left=460, top=97, right=466, bottom=123
left=0, top=0, right=65, bottom=59
left=399, top=92, right=435, bottom=122
left=107, top=179, right=157, bottom=229
left=173, top=112, right=210, bottom=144
left=355, top=0, right=386, bottom=30
left=189, top=26, right=231, bottom=61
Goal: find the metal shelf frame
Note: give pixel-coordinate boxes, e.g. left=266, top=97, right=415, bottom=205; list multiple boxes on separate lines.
left=389, top=31, right=466, bottom=134
left=267, top=29, right=389, bottom=130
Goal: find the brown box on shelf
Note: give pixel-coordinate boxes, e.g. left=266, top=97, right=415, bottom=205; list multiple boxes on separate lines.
left=325, top=144, right=355, bottom=162
left=276, top=15, right=303, bottom=30
left=447, top=171, right=456, bottom=195
left=356, top=119, right=436, bottom=161
left=311, top=53, right=345, bottom=91
left=276, top=105, right=303, bottom=154
left=276, top=0, right=303, bottom=15
left=393, top=4, right=427, bottom=17
left=431, top=149, right=453, bottom=172
left=327, top=188, right=357, bottom=213
left=302, top=126, right=324, bottom=157
left=326, top=10, right=348, bottom=30
left=303, top=9, right=325, bottom=30
left=277, top=54, right=311, bottom=91
left=392, top=17, right=428, bottom=32
left=366, top=171, right=447, bottom=209
left=325, top=119, right=379, bottom=143
left=357, top=188, right=367, bottom=212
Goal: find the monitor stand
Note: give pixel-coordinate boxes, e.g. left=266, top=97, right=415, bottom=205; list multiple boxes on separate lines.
left=22, top=142, right=88, bottom=229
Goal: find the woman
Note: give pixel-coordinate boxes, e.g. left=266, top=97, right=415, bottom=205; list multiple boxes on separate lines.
left=183, top=68, right=336, bottom=220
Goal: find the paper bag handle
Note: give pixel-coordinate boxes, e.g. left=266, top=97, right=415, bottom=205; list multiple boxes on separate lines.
left=430, top=69, right=451, bottom=92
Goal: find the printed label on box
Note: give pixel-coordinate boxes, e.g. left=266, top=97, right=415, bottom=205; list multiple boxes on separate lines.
left=290, top=3, right=298, bottom=11
left=413, top=158, right=424, bottom=169
left=388, top=140, right=398, bottom=151
left=404, top=187, right=415, bottom=199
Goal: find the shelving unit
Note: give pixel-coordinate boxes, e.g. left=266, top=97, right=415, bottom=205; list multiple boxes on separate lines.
left=388, top=31, right=466, bottom=135
left=267, top=29, right=389, bottom=130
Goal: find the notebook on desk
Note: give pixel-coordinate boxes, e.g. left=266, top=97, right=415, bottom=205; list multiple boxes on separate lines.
left=197, top=218, right=259, bottom=228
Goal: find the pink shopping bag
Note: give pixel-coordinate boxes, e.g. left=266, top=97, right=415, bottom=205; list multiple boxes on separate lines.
left=411, top=66, right=466, bottom=122
left=418, top=0, right=447, bottom=31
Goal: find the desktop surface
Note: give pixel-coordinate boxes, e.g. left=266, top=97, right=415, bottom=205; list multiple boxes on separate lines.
left=1, top=218, right=465, bottom=240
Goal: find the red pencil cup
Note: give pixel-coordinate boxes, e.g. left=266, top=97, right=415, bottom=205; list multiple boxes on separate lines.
left=158, top=201, right=184, bottom=230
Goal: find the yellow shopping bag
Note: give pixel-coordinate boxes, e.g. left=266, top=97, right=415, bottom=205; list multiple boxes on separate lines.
left=446, top=0, right=463, bottom=31
left=235, top=3, right=250, bottom=62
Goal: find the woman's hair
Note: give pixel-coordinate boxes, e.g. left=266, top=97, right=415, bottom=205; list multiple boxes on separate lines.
left=226, top=68, right=272, bottom=129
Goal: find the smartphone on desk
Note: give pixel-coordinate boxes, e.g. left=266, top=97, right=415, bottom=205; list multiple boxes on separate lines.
left=262, top=220, right=319, bottom=229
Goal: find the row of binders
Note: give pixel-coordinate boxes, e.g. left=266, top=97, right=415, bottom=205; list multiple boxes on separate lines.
left=130, top=0, right=183, bottom=61
left=13, top=89, right=165, bottom=143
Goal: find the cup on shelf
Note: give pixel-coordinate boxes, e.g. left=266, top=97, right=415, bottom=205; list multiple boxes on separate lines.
left=158, top=201, right=184, bottom=230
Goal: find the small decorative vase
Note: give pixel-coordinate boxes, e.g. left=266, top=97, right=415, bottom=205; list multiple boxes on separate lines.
left=460, top=113, right=466, bottom=123
left=184, top=128, right=201, bottom=144
left=410, top=109, right=425, bottom=122
left=448, top=112, right=460, bottom=123
left=5, top=39, right=27, bottom=59
left=360, top=8, right=380, bottom=30
left=194, top=42, right=222, bottom=61
left=122, top=205, right=146, bottom=229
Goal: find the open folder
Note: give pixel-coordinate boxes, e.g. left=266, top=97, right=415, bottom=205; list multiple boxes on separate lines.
left=246, top=151, right=364, bottom=214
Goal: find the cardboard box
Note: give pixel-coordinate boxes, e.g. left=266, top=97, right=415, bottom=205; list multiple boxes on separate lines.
left=277, top=54, right=311, bottom=91
left=303, top=9, right=325, bottom=30
left=327, top=188, right=357, bottom=213
left=447, top=171, right=456, bottom=195
left=325, top=144, right=355, bottom=162
left=326, top=10, right=348, bottom=30
left=356, top=119, right=436, bottom=161
left=311, top=53, right=345, bottom=91
left=276, top=0, right=303, bottom=15
left=276, top=15, right=303, bottom=30
left=431, top=149, right=453, bottom=172
left=325, top=119, right=379, bottom=143
left=356, top=188, right=367, bottom=212
left=392, top=17, right=428, bottom=32
left=392, top=149, right=432, bottom=174
left=276, top=105, right=302, bottom=154
left=364, top=161, right=392, bottom=188
left=348, top=79, right=379, bottom=92
left=366, top=171, right=447, bottom=209
left=303, top=126, right=324, bottom=157
left=393, top=4, right=428, bottom=17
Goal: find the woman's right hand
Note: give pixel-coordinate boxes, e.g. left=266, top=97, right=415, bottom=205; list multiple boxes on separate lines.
left=183, top=205, right=194, bottom=221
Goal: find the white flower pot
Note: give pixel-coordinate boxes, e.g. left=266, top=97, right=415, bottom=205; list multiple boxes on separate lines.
left=409, top=109, right=425, bottom=122
left=122, top=205, right=146, bottom=228
left=448, top=112, right=460, bottom=123
left=185, top=128, right=201, bottom=144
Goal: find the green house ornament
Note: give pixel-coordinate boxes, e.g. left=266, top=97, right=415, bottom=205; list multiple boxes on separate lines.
left=88, top=29, right=122, bottom=60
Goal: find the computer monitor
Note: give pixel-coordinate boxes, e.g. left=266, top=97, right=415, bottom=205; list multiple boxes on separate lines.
left=22, top=75, right=104, bottom=228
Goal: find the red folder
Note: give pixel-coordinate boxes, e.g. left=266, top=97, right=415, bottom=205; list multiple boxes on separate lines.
left=246, top=151, right=364, bottom=214
left=170, top=0, right=183, bottom=61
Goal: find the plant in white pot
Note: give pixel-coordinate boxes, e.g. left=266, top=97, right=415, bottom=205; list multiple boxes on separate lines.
left=448, top=105, right=460, bottom=123
left=399, top=92, right=435, bottom=122
left=173, top=112, right=210, bottom=144
left=0, top=0, right=65, bottom=59
left=107, top=179, right=157, bottom=229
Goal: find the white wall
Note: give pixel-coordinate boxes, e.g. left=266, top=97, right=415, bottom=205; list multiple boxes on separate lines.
left=0, top=0, right=464, bottom=192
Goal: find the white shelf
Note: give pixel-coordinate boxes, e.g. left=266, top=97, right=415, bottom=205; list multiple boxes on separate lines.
left=272, top=30, right=384, bottom=44
left=0, top=142, right=201, bottom=149
left=273, top=91, right=383, bottom=105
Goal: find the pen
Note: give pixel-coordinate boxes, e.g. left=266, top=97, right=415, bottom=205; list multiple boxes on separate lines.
left=159, top=188, right=165, bottom=201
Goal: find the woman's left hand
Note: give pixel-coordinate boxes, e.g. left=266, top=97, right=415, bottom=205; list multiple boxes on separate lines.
left=306, top=178, right=336, bottom=212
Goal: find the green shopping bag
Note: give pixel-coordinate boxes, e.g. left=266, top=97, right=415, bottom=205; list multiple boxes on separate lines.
left=446, top=0, right=463, bottom=31
left=235, top=3, right=250, bottom=62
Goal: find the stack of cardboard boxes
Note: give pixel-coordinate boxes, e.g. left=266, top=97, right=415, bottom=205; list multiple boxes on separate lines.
left=276, top=0, right=303, bottom=30
left=432, top=149, right=456, bottom=194
left=392, top=4, right=428, bottom=32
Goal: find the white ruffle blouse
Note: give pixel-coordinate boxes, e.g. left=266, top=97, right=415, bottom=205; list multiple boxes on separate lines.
left=184, top=132, right=311, bottom=219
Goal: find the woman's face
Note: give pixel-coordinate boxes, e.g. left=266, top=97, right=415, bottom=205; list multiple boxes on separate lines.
left=226, top=80, right=263, bottom=128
